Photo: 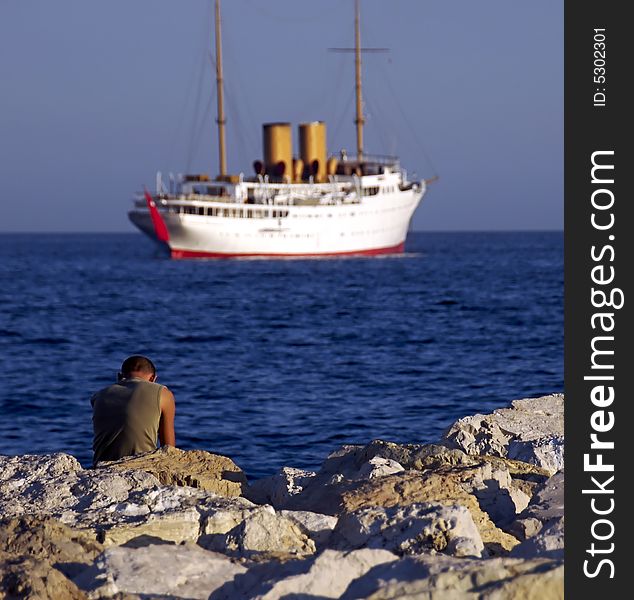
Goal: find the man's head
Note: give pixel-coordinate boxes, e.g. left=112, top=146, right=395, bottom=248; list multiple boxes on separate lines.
left=119, top=355, right=157, bottom=382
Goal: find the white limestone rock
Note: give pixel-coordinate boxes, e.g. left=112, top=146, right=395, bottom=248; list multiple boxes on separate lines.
left=280, top=510, right=338, bottom=549
left=0, top=453, right=160, bottom=520
left=442, top=394, right=564, bottom=474
left=341, top=554, right=564, bottom=600
left=508, top=435, right=564, bottom=475
left=246, top=467, right=316, bottom=508
left=473, top=476, right=532, bottom=529
left=211, top=548, right=398, bottom=600
left=204, top=507, right=316, bottom=557
left=511, top=518, right=565, bottom=559
left=333, top=502, right=484, bottom=558
left=73, top=485, right=258, bottom=547
left=0, top=452, right=269, bottom=547
left=356, top=457, right=405, bottom=480
left=73, top=543, right=246, bottom=599
left=202, top=501, right=274, bottom=536
left=510, top=471, right=564, bottom=545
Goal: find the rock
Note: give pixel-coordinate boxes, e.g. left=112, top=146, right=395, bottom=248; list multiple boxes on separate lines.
left=445, top=419, right=513, bottom=458
left=211, top=548, right=398, bottom=600
left=245, top=467, right=316, bottom=507
left=96, top=504, right=202, bottom=547
left=73, top=544, right=246, bottom=600
left=281, top=445, right=462, bottom=516
left=333, top=503, right=484, bottom=558
left=98, top=446, right=248, bottom=497
left=508, top=436, right=564, bottom=478
left=356, top=457, right=405, bottom=480
left=442, top=394, right=564, bottom=474
left=203, top=507, right=316, bottom=558
left=318, top=440, right=479, bottom=479
left=510, top=471, right=564, bottom=543
left=340, top=469, right=519, bottom=553
left=94, top=491, right=262, bottom=547
left=280, top=510, right=338, bottom=549
left=477, top=454, right=551, bottom=501
left=0, top=452, right=269, bottom=548
left=473, top=478, right=531, bottom=529
left=0, top=453, right=160, bottom=520
left=202, top=500, right=272, bottom=536
left=0, top=556, right=87, bottom=600
left=341, top=554, right=564, bottom=600
left=511, top=518, right=565, bottom=559
left=0, top=516, right=103, bottom=579
left=285, top=441, right=537, bottom=523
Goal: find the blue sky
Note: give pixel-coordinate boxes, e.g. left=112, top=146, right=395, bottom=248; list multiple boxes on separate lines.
left=0, top=0, right=562, bottom=232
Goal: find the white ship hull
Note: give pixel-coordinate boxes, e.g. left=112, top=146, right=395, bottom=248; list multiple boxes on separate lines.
left=130, top=183, right=424, bottom=258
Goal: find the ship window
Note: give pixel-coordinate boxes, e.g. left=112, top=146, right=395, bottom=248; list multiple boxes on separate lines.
left=198, top=207, right=204, bottom=215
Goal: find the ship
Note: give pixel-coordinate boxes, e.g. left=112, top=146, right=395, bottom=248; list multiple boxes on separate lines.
left=129, top=0, right=430, bottom=259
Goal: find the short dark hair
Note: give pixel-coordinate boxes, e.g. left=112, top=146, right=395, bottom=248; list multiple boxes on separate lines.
left=120, top=355, right=156, bottom=378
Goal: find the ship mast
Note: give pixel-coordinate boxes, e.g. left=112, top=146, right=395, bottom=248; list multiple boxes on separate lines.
left=354, top=0, right=364, bottom=163
left=214, top=0, right=227, bottom=178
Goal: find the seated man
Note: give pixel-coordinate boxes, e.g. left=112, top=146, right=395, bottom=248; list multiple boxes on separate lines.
left=91, top=355, right=176, bottom=465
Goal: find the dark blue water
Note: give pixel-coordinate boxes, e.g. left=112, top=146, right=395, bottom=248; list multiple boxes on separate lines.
left=0, top=232, right=562, bottom=478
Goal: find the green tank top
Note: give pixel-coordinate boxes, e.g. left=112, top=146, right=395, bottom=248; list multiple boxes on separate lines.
left=91, top=378, right=163, bottom=465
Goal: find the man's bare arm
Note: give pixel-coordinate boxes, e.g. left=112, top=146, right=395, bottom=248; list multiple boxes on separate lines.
left=158, top=387, right=176, bottom=447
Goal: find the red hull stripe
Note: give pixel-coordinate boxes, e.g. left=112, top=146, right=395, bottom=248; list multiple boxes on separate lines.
left=144, top=190, right=170, bottom=242
left=169, top=242, right=405, bottom=259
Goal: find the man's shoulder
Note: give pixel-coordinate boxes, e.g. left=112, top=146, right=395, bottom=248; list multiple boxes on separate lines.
left=90, top=382, right=120, bottom=405
left=137, top=379, right=165, bottom=392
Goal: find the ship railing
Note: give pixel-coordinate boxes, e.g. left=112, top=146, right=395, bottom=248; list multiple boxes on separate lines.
left=134, top=180, right=361, bottom=209
left=339, top=153, right=401, bottom=168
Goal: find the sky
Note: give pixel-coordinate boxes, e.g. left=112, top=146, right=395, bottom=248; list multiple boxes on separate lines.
left=0, top=0, right=563, bottom=232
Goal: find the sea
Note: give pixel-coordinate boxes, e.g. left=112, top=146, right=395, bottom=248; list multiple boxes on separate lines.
left=0, top=232, right=562, bottom=479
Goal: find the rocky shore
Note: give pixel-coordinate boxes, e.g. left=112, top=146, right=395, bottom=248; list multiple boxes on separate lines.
left=0, top=394, right=564, bottom=599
